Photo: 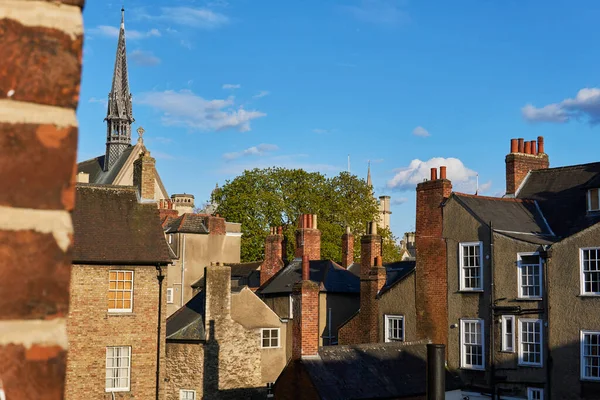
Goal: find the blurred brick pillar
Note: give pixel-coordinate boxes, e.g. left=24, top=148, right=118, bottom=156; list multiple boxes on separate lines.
left=0, top=0, right=84, bottom=399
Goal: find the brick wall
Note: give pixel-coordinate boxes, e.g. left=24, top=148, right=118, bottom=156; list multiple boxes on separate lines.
left=0, top=0, right=84, bottom=398
left=133, top=151, right=156, bottom=201
left=65, top=265, right=166, bottom=399
left=292, top=280, right=320, bottom=359
left=505, top=136, right=549, bottom=195
left=208, top=215, right=226, bottom=235
left=415, top=169, right=452, bottom=347
left=341, top=230, right=354, bottom=268
left=295, top=214, right=321, bottom=260
left=261, top=227, right=284, bottom=286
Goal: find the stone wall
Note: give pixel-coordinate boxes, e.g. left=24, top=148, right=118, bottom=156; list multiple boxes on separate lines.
left=0, top=0, right=84, bottom=398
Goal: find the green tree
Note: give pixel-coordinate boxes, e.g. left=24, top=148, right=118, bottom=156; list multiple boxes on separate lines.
left=212, top=168, right=380, bottom=263
left=379, top=227, right=403, bottom=264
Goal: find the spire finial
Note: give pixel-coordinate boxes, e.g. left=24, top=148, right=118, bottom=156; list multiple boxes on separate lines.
left=121, top=6, right=125, bottom=29
left=366, top=160, right=372, bottom=189
left=137, top=126, right=145, bottom=143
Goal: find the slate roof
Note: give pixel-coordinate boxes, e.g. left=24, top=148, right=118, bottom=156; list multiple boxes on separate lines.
left=517, top=162, right=600, bottom=237
left=378, top=260, right=416, bottom=296
left=77, top=147, right=136, bottom=185
left=191, top=262, right=262, bottom=290
left=257, top=259, right=359, bottom=295
left=72, top=185, right=171, bottom=265
left=166, top=290, right=206, bottom=341
left=164, top=214, right=210, bottom=234
left=298, top=341, right=462, bottom=400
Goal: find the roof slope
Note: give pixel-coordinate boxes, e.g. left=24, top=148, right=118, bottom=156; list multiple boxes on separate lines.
left=517, top=162, right=600, bottom=237
left=258, top=259, right=359, bottom=295
left=302, top=342, right=462, bottom=400
left=378, top=261, right=416, bottom=296
left=77, top=146, right=135, bottom=185
left=166, top=290, right=206, bottom=341
left=72, top=185, right=171, bottom=264
left=164, top=214, right=210, bottom=234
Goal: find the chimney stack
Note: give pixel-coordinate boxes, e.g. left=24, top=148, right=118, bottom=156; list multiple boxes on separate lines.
left=505, top=136, right=549, bottom=196
left=204, top=264, right=232, bottom=325
left=341, top=226, right=354, bottom=268
left=133, top=150, right=156, bottom=202
left=261, top=226, right=285, bottom=286
left=415, top=166, right=452, bottom=347
left=295, top=213, right=321, bottom=261
left=361, top=221, right=381, bottom=278
left=291, top=255, right=320, bottom=359
left=359, top=242, right=386, bottom=344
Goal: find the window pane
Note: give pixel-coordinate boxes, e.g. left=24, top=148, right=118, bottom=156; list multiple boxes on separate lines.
left=461, top=244, right=482, bottom=289
left=590, top=189, right=600, bottom=211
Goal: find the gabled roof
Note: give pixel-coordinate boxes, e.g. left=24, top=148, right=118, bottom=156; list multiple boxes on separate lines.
left=378, top=260, right=416, bottom=296
left=257, top=259, right=359, bottom=295
left=77, top=146, right=136, bottom=185
left=164, top=214, right=209, bottom=234
left=166, top=290, right=206, bottom=341
left=296, top=341, right=462, bottom=400
left=191, top=262, right=262, bottom=290
left=72, top=185, right=171, bottom=265
left=517, top=162, right=600, bottom=237
left=453, top=193, right=554, bottom=236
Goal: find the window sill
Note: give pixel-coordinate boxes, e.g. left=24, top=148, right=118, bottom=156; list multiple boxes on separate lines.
left=499, top=350, right=515, bottom=354
left=459, top=366, right=485, bottom=371
left=105, top=388, right=130, bottom=393
left=518, top=363, right=543, bottom=369
left=578, top=294, right=600, bottom=298
left=458, top=289, right=484, bottom=293
left=580, top=377, right=600, bottom=382
left=514, top=297, right=543, bottom=301
left=107, top=312, right=136, bottom=317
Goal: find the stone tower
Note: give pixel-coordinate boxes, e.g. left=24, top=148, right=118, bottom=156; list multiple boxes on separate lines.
left=104, top=8, right=134, bottom=171
left=366, top=162, right=392, bottom=231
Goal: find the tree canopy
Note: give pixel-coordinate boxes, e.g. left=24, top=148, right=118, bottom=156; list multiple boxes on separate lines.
left=212, top=167, right=403, bottom=264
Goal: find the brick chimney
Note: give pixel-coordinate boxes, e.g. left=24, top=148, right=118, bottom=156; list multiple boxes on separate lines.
left=207, top=215, right=226, bottom=235
left=295, top=214, right=321, bottom=261
left=360, top=255, right=386, bottom=343
left=415, top=166, right=452, bottom=347
left=360, top=221, right=381, bottom=277
left=261, top=226, right=285, bottom=286
left=341, top=226, right=354, bottom=268
left=133, top=150, right=156, bottom=201
left=505, top=136, right=549, bottom=196
left=291, top=255, right=320, bottom=359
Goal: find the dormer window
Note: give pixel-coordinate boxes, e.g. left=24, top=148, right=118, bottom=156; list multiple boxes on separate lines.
left=588, top=189, right=600, bottom=212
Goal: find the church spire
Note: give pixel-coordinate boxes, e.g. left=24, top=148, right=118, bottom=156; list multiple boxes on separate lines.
left=366, top=161, right=372, bottom=189
left=104, top=7, right=134, bottom=171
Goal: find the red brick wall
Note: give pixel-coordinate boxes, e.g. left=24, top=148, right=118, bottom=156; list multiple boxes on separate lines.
left=295, top=229, right=321, bottom=260
left=133, top=152, right=156, bottom=201
left=341, top=232, right=354, bottom=268
left=261, top=229, right=284, bottom=286
left=360, top=234, right=381, bottom=277
left=505, top=153, right=549, bottom=195
left=0, top=1, right=84, bottom=398
left=292, top=281, right=320, bottom=359
left=415, top=176, right=452, bottom=347
left=207, top=215, right=226, bottom=235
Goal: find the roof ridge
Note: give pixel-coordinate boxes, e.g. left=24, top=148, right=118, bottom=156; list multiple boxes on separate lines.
left=530, top=161, right=600, bottom=173
left=453, top=192, right=528, bottom=203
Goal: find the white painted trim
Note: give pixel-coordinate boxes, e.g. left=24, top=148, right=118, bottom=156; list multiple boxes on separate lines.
left=581, top=330, right=600, bottom=381
left=527, top=387, right=544, bottom=400
left=517, top=252, right=543, bottom=299
left=587, top=188, right=600, bottom=212
left=0, top=0, right=83, bottom=39
left=105, top=346, right=131, bottom=392
left=384, top=314, right=405, bottom=342
left=225, top=232, right=243, bottom=237
left=518, top=318, right=543, bottom=367
left=460, top=318, right=485, bottom=370
left=180, top=389, right=197, bottom=400
left=580, top=248, right=600, bottom=296
left=533, top=200, right=555, bottom=236
left=459, top=242, right=484, bottom=291
left=166, top=288, right=174, bottom=304
left=501, top=315, right=515, bottom=352
left=260, top=328, right=281, bottom=349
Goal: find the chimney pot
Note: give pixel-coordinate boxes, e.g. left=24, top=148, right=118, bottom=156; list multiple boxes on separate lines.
left=430, top=167, right=437, bottom=181
left=537, top=136, right=545, bottom=154
left=312, top=214, right=318, bottom=229
left=302, top=255, right=310, bottom=281
left=531, top=140, right=538, bottom=155
left=524, top=141, right=531, bottom=154
left=518, top=138, right=525, bottom=153
left=345, top=226, right=351, bottom=234
left=510, top=139, right=518, bottom=153
left=439, top=166, right=447, bottom=180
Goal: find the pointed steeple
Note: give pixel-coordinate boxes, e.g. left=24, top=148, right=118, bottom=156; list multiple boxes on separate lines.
left=366, top=161, right=372, bottom=189
left=104, top=7, right=134, bottom=171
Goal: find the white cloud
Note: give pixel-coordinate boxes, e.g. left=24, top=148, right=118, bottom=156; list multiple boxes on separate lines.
left=391, top=197, right=408, bottom=205
left=89, top=25, right=161, bottom=39
left=89, top=97, right=107, bottom=106
left=387, top=157, right=484, bottom=193
left=522, top=88, right=600, bottom=124
left=253, top=90, right=270, bottom=99
left=136, top=90, right=266, bottom=132
left=223, top=144, right=279, bottom=160
left=412, top=126, right=430, bottom=137
left=218, top=154, right=341, bottom=175
left=145, top=7, right=229, bottom=29
left=222, top=84, right=241, bottom=90
left=130, top=50, right=161, bottom=66
left=341, top=0, right=410, bottom=26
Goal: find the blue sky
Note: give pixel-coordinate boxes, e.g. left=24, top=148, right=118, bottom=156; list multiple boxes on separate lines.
left=78, top=0, right=600, bottom=238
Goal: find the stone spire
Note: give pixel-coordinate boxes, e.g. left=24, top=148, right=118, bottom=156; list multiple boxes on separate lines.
left=104, top=7, right=134, bottom=171
left=366, top=161, right=372, bottom=189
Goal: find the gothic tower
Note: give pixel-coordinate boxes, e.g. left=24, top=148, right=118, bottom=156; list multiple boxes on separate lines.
left=104, top=8, right=134, bottom=171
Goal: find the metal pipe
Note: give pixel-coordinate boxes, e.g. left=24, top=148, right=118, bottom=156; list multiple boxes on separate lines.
left=155, top=265, right=165, bottom=400
left=181, top=234, right=186, bottom=307
left=426, top=344, right=445, bottom=400
left=544, top=249, right=552, bottom=400
left=489, top=221, right=496, bottom=400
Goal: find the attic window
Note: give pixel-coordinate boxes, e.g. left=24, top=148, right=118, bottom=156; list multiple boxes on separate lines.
left=588, top=189, right=600, bottom=212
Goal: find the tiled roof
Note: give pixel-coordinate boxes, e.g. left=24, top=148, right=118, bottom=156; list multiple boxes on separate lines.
left=257, top=259, right=359, bottom=295
left=72, top=185, right=171, bottom=265
left=299, top=341, right=462, bottom=400
left=164, top=214, right=209, bottom=234
left=166, top=290, right=206, bottom=341
left=190, top=262, right=262, bottom=290
left=517, top=162, right=600, bottom=237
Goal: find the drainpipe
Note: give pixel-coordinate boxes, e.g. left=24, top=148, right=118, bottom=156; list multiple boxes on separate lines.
left=181, top=234, right=186, bottom=307
left=155, top=265, right=165, bottom=400
left=543, top=246, right=552, bottom=400
left=426, top=343, right=446, bottom=400
left=489, top=221, right=496, bottom=400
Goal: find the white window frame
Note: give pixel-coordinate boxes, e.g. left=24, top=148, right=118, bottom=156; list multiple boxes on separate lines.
left=459, top=242, right=484, bottom=291
left=501, top=315, right=515, bottom=353
left=289, top=295, right=294, bottom=319
left=261, top=328, right=280, bottom=349
left=384, top=315, right=405, bottom=342
left=105, top=346, right=131, bottom=392
left=460, top=319, right=485, bottom=370
left=180, top=389, right=196, bottom=400
left=587, top=188, right=600, bottom=212
left=166, top=288, right=174, bottom=304
left=527, top=387, right=543, bottom=400
left=580, top=330, right=600, bottom=381
left=108, top=270, right=134, bottom=313
left=580, top=248, right=600, bottom=296
left=517, top=253, right=543, bottom=299
left=518, top=319, right=543, bottom=367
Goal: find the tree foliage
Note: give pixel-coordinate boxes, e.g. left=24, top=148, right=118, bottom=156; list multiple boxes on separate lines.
left=212, top=167, right=382, bottom=263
